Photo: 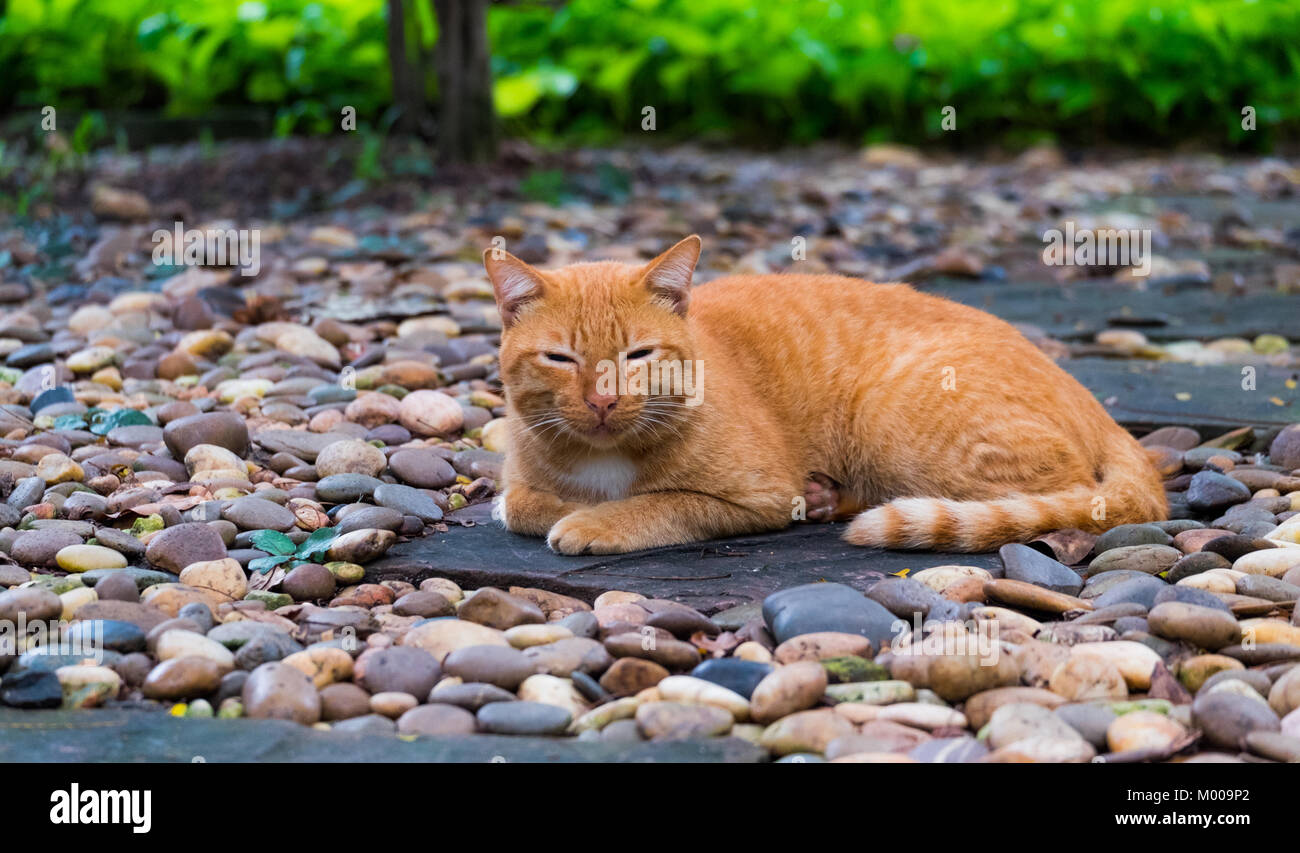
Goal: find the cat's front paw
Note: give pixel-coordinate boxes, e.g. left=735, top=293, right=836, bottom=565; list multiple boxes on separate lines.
left=547, top=510, right=638, bottom=555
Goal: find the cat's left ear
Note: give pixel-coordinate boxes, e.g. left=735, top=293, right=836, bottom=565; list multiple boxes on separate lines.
left=642, top=235, right=701, bottom=317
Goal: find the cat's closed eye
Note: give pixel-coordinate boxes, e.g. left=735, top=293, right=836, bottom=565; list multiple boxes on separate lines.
left=626, top=348, right=654, bottom=360
left=543, top=352, right=577, bottom=364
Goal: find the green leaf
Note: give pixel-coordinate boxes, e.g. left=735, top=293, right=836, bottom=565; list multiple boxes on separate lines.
left=89, top=408, right=153, bottom=436
left=248, top=529, right=297, bottom=556
left=294, top=526, right=337, bottom=561
left=249, top=554, right=292, bottom=575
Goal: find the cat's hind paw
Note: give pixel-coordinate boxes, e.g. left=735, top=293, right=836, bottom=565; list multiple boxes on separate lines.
left=802, top=472, right=841, bottom=522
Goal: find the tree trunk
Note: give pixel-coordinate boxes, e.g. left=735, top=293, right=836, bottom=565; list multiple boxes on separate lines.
left=385, top=0, right=424, bottom=133
left=433, top=0, right=496, bottom=163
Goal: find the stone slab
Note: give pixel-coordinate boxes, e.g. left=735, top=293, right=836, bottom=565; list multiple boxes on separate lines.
left=369, top=519, right=1000, bottom=612
left=921, top=278, right=1299, bottom=342
left=1062, top=357, right=1300, bottom=432
left=0, top=708, right=767, bottom=763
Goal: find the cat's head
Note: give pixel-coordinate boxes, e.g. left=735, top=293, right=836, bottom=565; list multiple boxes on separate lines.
left=483, top=236, right=703, bottom=450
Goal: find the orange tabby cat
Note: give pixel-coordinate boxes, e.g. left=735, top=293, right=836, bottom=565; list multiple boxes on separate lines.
left=483, top=236, right=1167, bottom=554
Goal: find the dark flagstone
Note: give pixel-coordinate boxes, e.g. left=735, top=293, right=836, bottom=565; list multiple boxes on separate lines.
left=0, top=708, right=767, bottom=763
left=1061, top=358, right=1300, bottom=431
left=921, top=277, right=1300, bottom=342
left=367, top=520, right=1001, bottom=613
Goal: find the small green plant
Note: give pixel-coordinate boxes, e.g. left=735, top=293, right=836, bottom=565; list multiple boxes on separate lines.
left=247, top=527, right=338, bottom=574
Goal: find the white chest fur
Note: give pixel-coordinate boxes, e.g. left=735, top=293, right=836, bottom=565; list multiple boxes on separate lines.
left=560, top=454, right=638, bottom=501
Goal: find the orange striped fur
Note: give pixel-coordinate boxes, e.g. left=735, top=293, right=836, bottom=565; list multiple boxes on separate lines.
left=483, top=236, right=1167, bottom=554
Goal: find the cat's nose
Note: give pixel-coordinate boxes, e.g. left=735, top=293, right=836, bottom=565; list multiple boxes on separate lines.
left=584, top=393, right=619, bottom=421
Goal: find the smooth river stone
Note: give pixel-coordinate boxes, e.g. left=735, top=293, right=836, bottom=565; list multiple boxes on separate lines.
left=314, top=474, right=385, bottom=503
left=1192, top=691, right=1280, bottom=749
left=477, top=700, right=571, bottom=735
left=1086, top=545, right=1182, bottom=577
left=387, top=449, right=457, bottom=488
left=163, top=412, right=250, bottom=457
left=144, top=522, right=227, bottom=573
left=242, top=662, right=322, bottom=724
left=1147, top=602, right=1242, bottom=650
left=999, top=543, right=1083, bottom=595
left=54, top=544, right=127, bottom=572
left=372, top=483, right=444, bottom=523
left=221, top=496, right=296, bottom=532
left=762, top=583, right=896, bottom=650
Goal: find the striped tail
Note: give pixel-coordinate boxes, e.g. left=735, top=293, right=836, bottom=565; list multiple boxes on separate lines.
left=843, top=440, right=1167, bottom=552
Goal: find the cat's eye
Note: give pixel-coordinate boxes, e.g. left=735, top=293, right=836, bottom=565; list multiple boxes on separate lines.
left=626, top=348, right=654, bottom=360
left=544, top=352, right=576, bottom=364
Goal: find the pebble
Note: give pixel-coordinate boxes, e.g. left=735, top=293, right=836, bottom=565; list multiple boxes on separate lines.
left=393, top=590, right=455, bottom=618
left=178, top=558, right=248, bottom=600
left=155, top=630, right=236, bottom=671
left=315, top=439, right=388, bottom=478
left=315, top=474, right=386, bottom=503
left=1092, top=523, right=1173, bottom=554
left=599, top=657, right=669, bottom=696
left=1192, top=691, right=1281, bottom=749
left=397, top=703, right=478, bottom=736
left=1146, top=601, right=1242, bottom=649
left=763, top=582, right=896, bottom=649
left=369, top=691, right=419, bottom=718
left=325, top=528, right=396, bottom=563
left=1087, top=544, right=1182, bottom=576
left=400, top=619, right=510, bottom=662
left=429, top=681, right=518, bottom=711
left=387, top=449, right=457, bottom=488
left=690, top=658, right=774, bottom=699
left=0, top=670, right=63, bottom=708
left=1106, top=710, right=1187, bottom=753
left=242, top=662, right=322, bottom=724
left=1048, top=655, right=1129, bottom=701
left=145, top=523, right=228, bottom=573
left=443, top=644, right=537, bottom=690
left=635, top=701, right=734, bottom=740
left=758, top=708, right=855, bottom=756
left=222, top=497, right=297, bottom=532
left=1186, top=471, right=1252, bottom=512
left=11, top=530, right=84, bottom=568
left=142, top=656, right=223, bottom=700
left=54, top=544, right=126, bottom=572
left=749, top=662, right=827, bottom=724
left=319, top=682, right=372, bottom=721
left=0, top=586, right=63, bottom=622
left=656, top=675, right=751, bottom=720
left=398, top=390, right=465, bottom=436
left=280, top=564, right=337, bottom=601
left=999, top=543, right=1083, bottom=595
left=457, top=587, right=544, bottom=630
left=477, top=700, right=572, bottom=736
left=55, top=665, right=122, bottom=709
left=773, top=631, right=872, bottom=663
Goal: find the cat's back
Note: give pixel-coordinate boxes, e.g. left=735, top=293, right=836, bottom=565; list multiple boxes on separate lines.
left=688, top=272, right=1010, bottom=349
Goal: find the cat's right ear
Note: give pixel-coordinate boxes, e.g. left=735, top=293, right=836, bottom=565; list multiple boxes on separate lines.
left=483, top=248, right=545, bottom=329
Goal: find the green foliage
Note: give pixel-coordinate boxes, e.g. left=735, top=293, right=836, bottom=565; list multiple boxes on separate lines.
left=3, top=0, right=1298, bottom=147
left=488, top=0, right=1300, bottom=146
left=248, top=526, right=338, bottom=573
left=2, top=0, right=390, bottom=135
